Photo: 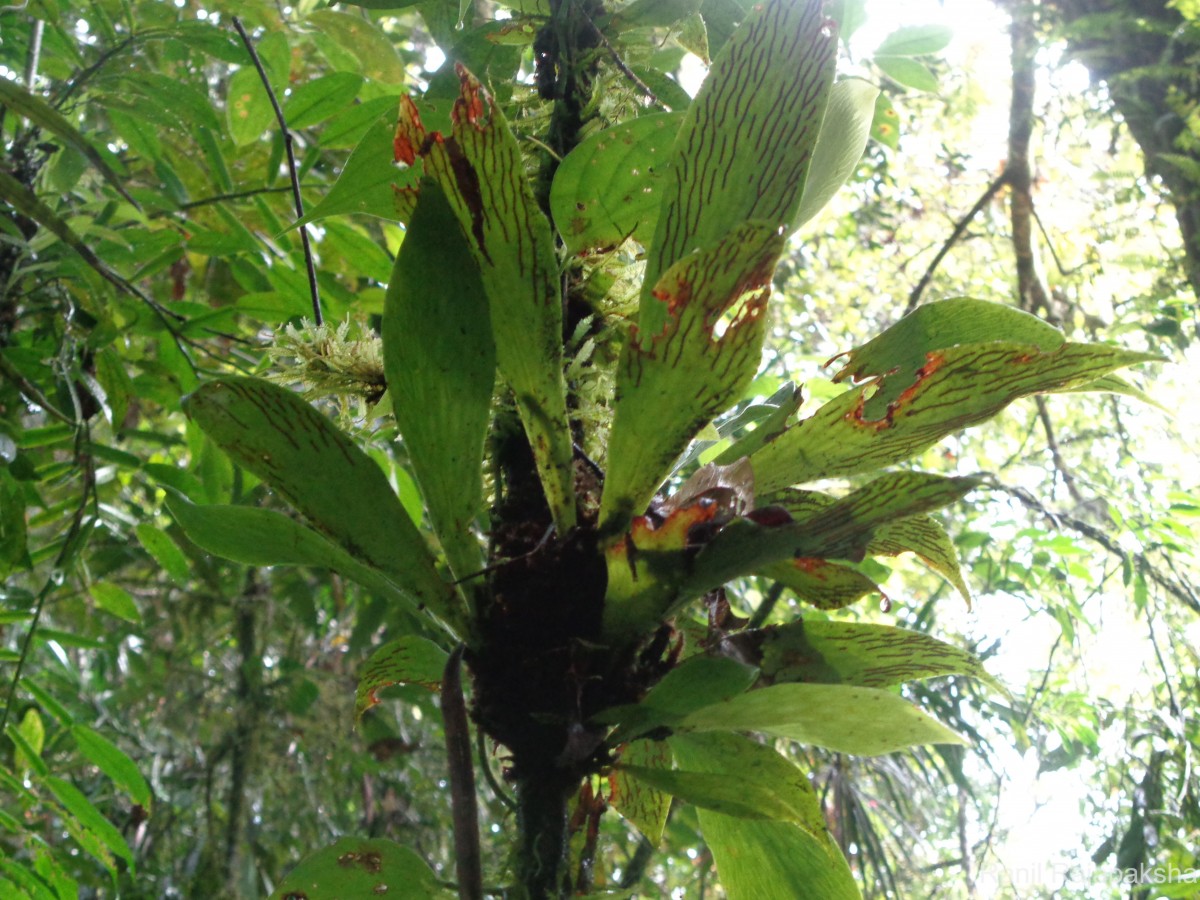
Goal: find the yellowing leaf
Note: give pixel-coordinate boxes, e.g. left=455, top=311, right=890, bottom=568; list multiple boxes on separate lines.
left=601, top=222, right=785, bottom=534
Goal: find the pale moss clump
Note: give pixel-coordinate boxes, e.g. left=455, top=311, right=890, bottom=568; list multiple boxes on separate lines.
left=266, top=317, right=387, bottom=420
left=566, top=239, right=644, bottom=468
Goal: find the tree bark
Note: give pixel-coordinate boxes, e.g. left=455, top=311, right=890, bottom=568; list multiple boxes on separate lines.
left=1047, top=0, right=1200, bottom=299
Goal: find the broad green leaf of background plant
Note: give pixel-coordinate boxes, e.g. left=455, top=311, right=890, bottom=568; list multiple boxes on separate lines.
left=793, top=77, right=879, bottom=230
left=134, top=523, right=189, bottom=587
left=383, top=180, right=495, bottom=583
left=549, top=112, right=681, bottom=254
left=873, top=23, right=954, bottom=56
left=395, top=66, right=576, bottom=531
left=226, top=65, right=275, bottom=146
left=750, top=341, right=1160, bottom=494
left=165, top=495, right=425, bottom=613
left=670, top=733, right=860, bottom=900
left=870, top=91, right=901, bottom=150
left=355, top=636, right=449, bottom=720
left=44, top=775, right=135, bottom=876
left=873, top=56, right=939, bottom=92
left=717, top=620, right=1001, bottom=691
left=610, top=0, right=703, bottom=30
left=306, top=11, right=407, bottom=84
left=283, top=72, right=365, bottom=129
left=640, top=0, right=838, bottom=335
left=293, top=111, right=417, bottom=226
left=600, top=222, right=784, bottom=533
left=182, top=377, right=463, bottom=632
left=70, top=726, right=152, bottom=809
left=268, top=838, right=452, bottom=899
left=680, top=682, right=966, bottom=755
left=0, top=78, right=137, bottom=206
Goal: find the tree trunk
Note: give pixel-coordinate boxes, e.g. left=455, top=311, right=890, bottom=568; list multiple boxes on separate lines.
left=1047, top=0, right=1200, bottom=299
left=513, top=766, right=577, bottom=898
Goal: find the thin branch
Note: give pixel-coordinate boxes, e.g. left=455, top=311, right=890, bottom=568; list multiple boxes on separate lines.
left=0, top=353, right=73, bottom=423
left=179, top=185, right=306, bottom=211
left=443, top=645, right=483, bottom=900
left=24, top=19, right=44, bottom=89
left=1, top=427, right=94, bottom=735
left=1143, top=592, right=1181, bottom=720
left=1006, top=0, right=1051, bottom=318
left=1033, top=396, right=1084, bottom=505
left=476, top=723, right=517, bottom=813
left=582, top=14, right=664, bottom=109
left=906, top=170, right=1010, bottom=313
left=231, top=17, right=322, bottom=326
left=1031, top=205, right=1083, bottom=277
left=746, top=580, right=785, bottom=630
left=995, top=481, right=1200, bottom=615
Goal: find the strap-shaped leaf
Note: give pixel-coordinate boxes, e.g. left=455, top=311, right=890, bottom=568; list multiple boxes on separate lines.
left=640, top=0, right=837, bottom=334
left=867, top=513, right=971, bottom=604
left=596, top=655, right=759, bottom=741
left=549, top=112, right=682, bottom=254
left=182, top=377, right=462, bottom=631
left=601, top=497, right=729, bottom=638
left=757, top=557, right=882, bottom=610
left=395, top=66, right=576, bottom=532
left=718, top=620, right=1002, bottom=691
left=383, top=180, right=495, bottom=583
left=686, top=472, right=981, bottom=601
left=600, top=222, right=784, bottom=533
left=751, top=341, right=1160, bottom=494
left=776, top=488, right=972, bottom=605
left=665, top=732, right=836, bottom=843
left=607, top=739, right=673, bottom=844
left=679, top=682, right=966, bottom=755
left=600, top=472, right=976, bottom=640
left=830, top=297, right=1066, bottom=395
left=669, top=732, right=860, bottom=900
left=166, top=495, right=425, bottom=614
left=355, top=636, right=450, bottom=720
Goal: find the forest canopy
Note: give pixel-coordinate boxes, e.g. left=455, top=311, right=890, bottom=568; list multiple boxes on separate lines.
left=1, top=0, right=1197, bottom=897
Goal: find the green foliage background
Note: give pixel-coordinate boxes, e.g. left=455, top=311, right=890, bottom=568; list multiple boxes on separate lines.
left=1, top=0, right=1197, bottom=896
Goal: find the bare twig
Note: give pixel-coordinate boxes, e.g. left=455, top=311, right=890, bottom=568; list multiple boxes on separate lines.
left=231, top=17, right=323, bottom=326
left=179, top=185, right=305, bottom=211
left=582, top=13, right=664, bottom=108
left=906, top=170, right=1010, bottom=313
